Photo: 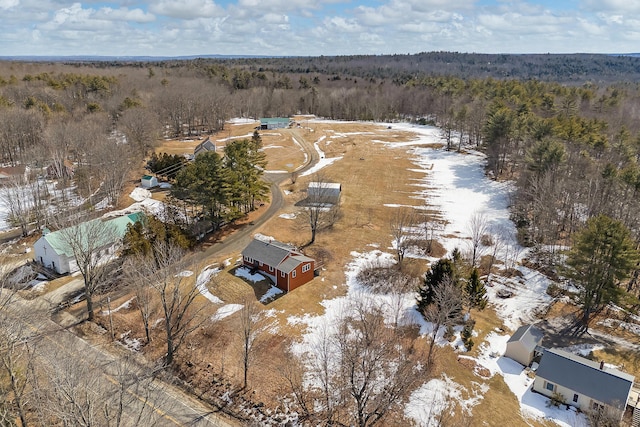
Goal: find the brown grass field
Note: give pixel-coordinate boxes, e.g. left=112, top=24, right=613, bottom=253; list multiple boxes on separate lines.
left=70, top=118, right=585, bottom=426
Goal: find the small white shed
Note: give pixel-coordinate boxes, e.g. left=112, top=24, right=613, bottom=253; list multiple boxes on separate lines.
left=141, top=175, right=158, bottom=189
left=504, top=324, right=544, bottom=367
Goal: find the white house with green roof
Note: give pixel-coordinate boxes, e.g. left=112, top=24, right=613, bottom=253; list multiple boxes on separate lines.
left=34, top=213, right=142, bottom=274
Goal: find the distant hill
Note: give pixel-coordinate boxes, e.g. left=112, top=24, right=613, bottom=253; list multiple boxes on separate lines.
left=0, top=54, right=278, bottom=62
left=3, top=52, right=640, bottom=83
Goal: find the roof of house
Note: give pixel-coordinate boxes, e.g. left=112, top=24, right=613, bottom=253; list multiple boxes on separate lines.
left=42, top=213, right=142, bottom=257
left=536, top=348, right=634, bottom=407
left=194, top=137, right=216, bottom=154
left=507, top=324, right=544, bottom=350
left=308, top=182, right=341, bottom=191
left=141, top=175, right=156, bottom=181
left=0, top=165, right=26, bottom=178
left=279, top=254, right=315, bottom=273
left=242, top=238, right=313, bottom=273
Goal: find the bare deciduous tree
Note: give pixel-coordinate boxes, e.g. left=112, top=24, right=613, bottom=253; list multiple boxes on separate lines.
left=287, top=299, right=425, bottom=427
left=0, top=270, right=44, bottom=427
left=238, top=299, right=269, bottom=389
left=299, top=174, right=342, bottom=245
left=390, top=207, right=417, bottom=269
left=58, top=216, right=120, bottom=321
left=132, top=241, right=205, bottom=366
left=467, top=212, right=488, bottom=268
left=422, top=277, right=464, bottom=364
left=422, top=214, right=444, bottom=256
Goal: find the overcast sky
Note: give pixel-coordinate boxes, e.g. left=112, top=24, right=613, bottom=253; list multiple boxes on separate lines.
left=0, top=0, right=638, bottom=57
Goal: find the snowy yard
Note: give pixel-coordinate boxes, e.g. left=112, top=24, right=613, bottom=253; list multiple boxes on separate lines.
left=287, top=121, right=578, bottom=426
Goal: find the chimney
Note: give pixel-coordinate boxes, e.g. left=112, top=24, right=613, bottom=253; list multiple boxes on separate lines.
left=600, top=361, right=604, bottom=370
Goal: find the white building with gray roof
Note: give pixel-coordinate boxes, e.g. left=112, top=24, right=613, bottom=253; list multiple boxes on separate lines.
left=504, top=324, right=544, bottom=366
left=533, top=348, right=634, bottom=420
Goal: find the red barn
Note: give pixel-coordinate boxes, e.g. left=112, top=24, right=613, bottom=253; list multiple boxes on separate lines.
left=241, top=238, right=315, bottom=292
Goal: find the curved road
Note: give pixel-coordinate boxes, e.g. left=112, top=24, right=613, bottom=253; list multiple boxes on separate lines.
left=198, top=127, right=320, bottom=260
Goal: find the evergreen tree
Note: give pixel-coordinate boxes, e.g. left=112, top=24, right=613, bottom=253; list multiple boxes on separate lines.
left=417, top=258, right=456, bottom=313
left=123, top=214, right=192, bottom=262
left=462, top=318, right=475, bottom=351
left=565, top=214, right=639, bottom=331
left=224, top=138, right=268, bottom=216
left=172, top=151, right=230, bottom=229
left=466, top=267, right=487, bottom=310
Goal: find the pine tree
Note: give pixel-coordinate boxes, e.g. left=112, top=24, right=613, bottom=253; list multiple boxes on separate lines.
left=172, top=151, right=230, bottom=229
left=466, top=267, right=487, bottom=310
left=462, top=318, right=475, bottom=351
left=417, top=258, right=456, bottom=313
left=565, top=214, right=639, bottom=331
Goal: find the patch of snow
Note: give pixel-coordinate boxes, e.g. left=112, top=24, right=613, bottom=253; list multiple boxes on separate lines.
left=102, top=297, right=135, bottom=315
left=314, top=137, right=326, bottom=159
left=406, top=375, right=486, bottom=426
left=561, top=343, right=605, bottom=357
left=299, top=156, right=343, bottom=177
left=211, top=304, right=244, bottom=321
left=260, top=286, right=284, bottom=303
left=27, top=280, right=47, bottom=292
left=484, top=266, right=553, bottom=330
left=216, top=133, right=253, bottom=142
left=196, top=266, right=223, bottom=304
left=598, top=318, right=640, bottom=336
left=119, top=331, right=141, bottom=352
left=129, top=187, right=152, bottom=202
left=253, top=233, right=276, bottom=242
left=158, top=182, right=172, bottom=189
left=228, top=118, right=258, bottom=124
left=176, top=270, right=194, bottom=277
left=235, top=266, right=267, bottom=283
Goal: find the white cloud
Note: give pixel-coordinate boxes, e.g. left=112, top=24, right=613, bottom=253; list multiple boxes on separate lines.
left=149, top=0, right=221, bottom=20
left=582, top=0, right=640, bottom=13
left=323, top=16, right=362, bottom=33
left=0, top=0, right=18, bottom=10
left=2, top=0, right=640, bottom=56
left=95, top=7, right=156, bottom=23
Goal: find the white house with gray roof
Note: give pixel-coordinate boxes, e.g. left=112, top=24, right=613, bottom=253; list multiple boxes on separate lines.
left=505, top=324, right=544, bottom=366
left=533, top=348, right=634, bottom=420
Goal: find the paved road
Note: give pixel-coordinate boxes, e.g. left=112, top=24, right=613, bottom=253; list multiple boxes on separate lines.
left=4, top=295, right=237, bottom=427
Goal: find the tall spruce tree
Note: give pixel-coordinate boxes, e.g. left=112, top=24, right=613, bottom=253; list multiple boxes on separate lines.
left=466, top=267, right=487, bottom=310
left=565, top=214, right=639, bottom=331
left=417, top=257, right=456, bottom=313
